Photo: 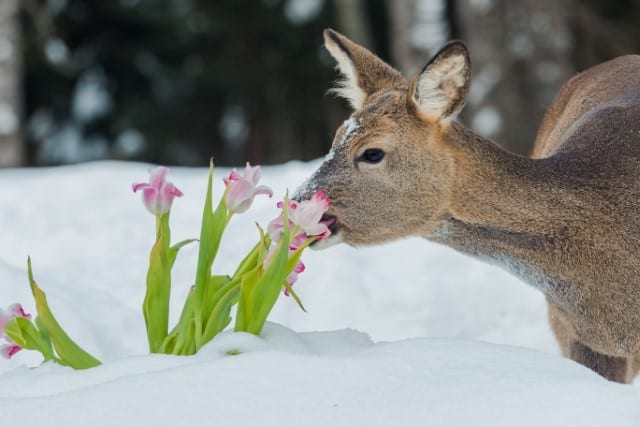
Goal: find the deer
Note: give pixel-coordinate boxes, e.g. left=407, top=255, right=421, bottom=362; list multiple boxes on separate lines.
left=293, top=29, right=640, bottom=384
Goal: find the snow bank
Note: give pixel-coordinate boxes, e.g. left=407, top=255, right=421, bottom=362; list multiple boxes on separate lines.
left=0, top=161, right=637, bottom=426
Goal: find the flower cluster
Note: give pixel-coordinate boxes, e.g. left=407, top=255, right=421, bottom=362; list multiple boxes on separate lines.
left=0, top=304, right=31, bottom=359
left=3, top=161, right=330, bottom=368
left=267, top=190, right=331, bottom=292
left=133, top=161, right=330, bottom=352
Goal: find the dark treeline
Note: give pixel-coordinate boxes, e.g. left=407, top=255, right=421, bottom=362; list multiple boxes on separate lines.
left=3, top=0, right=640, bottom=167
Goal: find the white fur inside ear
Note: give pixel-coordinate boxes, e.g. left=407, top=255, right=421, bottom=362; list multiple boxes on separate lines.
left=413, top=54, right=467, bottom=118
left=325, top=40, right=366, bottom=110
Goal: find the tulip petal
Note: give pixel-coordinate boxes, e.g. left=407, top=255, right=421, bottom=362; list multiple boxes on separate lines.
left=255, top=185, right=273, bottom=198
left=8, top=304, right=31, bottom=319
left=142, top=187, right=160, bottom=214
left=267, top=216, right=286, bottom=242
left=0, top=342, right=21, bottom=359
left=149, top=166, right=168, bottom=189
left=223, top=169, right=241, bottom=185
left=247, top=163, right=261, bottom=184
left=132, top=182, right=152, bottom=193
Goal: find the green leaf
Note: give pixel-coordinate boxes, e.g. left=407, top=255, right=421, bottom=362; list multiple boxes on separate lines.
left=160, top=333, right=178, bottom=354
left=284, top=236, right=315, bottom=275
left=178, top=319, right=197, bottom=355
left=201, top=282, right=240, bottom=344
left=206, top=275, right=233, bottom=296
left=143, top=213, right=172, bottom=353
left=35, top=316, right=56, bottom=361
left=231, top=240, right=261, bottom=279
left=234, top=267, right=260, bottom=332
left=246, top=237, right=290, bottom=335
left=201, top=274, right=233, bottom=321
left=191, top=160, right=230, bottom=346
left=5, top=316, right=59, bottom=363
left=282, top=281, right=306, bottom=312
left=164, top=275, right=235, bottom=355
left=5, top=317, right=38, bottom=350
left=26, top=258, right=101, bottom=369
left=234, top=199, right=298, bottom=336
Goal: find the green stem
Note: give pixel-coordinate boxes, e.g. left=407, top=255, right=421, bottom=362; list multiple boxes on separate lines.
left=143, top=212, right=172, bottom=353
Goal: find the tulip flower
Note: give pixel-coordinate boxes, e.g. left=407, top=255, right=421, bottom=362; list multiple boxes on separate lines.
left=0, top=304, right=31, bottom=360
left=289, top=190, right=331, bottom=238
left=0, top=303, right=31, bottom=338
left=223, top=163, right=273, bottom=214
left=132, top=166, right=183, bottom=215
left=269, top=191, right=331, bottom=244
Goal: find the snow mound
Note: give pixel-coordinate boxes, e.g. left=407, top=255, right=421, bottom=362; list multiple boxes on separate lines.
left=1, top=323, right=638, bottom=427
left=0, top=161, right=638, bottom=426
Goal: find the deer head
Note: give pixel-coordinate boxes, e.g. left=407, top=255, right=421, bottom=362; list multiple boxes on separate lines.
left=295, top=29, right=471, bottom=248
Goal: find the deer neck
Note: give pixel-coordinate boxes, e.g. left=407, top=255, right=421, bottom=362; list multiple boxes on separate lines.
left=429, top=122, right=573, bottom=297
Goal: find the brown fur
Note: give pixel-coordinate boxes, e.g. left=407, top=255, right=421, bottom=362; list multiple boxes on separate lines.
left=295, top=29, right=640, bottom=383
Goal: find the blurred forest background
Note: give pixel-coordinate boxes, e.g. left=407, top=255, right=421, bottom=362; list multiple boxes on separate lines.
left=0, top=0, right=639, bottom=167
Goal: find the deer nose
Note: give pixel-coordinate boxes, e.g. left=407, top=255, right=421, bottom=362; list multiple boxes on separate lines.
left=292, top=184, right=317, bottom=203
left=291, top=191, right=307, bottom=203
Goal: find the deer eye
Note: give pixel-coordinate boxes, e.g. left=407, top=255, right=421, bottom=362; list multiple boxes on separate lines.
left=360, top=148, right=385, bottom=164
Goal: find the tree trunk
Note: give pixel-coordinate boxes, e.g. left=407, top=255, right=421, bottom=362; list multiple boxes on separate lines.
left=455, top=0, right=575, bottom=155
left=387, top=0, right=451, bottom=75
left=0, top=0, right=22, bottom=167
left=333, top=0, right=374, bottom=49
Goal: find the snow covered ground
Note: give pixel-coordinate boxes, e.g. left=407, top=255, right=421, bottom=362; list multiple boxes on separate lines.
left=0, top=160, right=638, bottom=426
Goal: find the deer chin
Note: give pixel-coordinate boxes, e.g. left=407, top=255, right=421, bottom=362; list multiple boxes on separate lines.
left=310, top=231, right=343, bottom=250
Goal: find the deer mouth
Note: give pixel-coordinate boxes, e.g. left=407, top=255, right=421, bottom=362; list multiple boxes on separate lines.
left=321, top=213, right=339, bottom=235
left=310, top=214, right=341, bottom=249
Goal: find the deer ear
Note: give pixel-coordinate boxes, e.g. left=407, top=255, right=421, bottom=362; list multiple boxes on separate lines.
left=409, top=41, right=471, bottom=121
left=324, top=28, right=406, bottom=110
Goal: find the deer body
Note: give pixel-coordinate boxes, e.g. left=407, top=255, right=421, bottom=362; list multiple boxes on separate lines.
left=296, top=29, right=640, bottom=383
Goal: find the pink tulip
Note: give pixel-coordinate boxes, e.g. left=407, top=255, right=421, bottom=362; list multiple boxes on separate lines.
left=267, top=215, right=286, bottom=243
left=0, top=303, right=31, bottom=338
left=0, top=342, right=21, bottom=360
left=223, top=163, right=273, bottom=214
left=267, top=215, right=307, bottom=248
left=268, top=191, right=331, bottom=244
left=284, top=261, right=306, bottom=296
left=132, top=166, right=183, bottom=215
left=289, top=190, right=331, bottom=239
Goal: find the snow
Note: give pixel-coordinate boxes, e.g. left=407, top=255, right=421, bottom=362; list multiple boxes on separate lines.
left=0, top=160, right=638, bottom=426
left=339, top=117, right=359, bottom=147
